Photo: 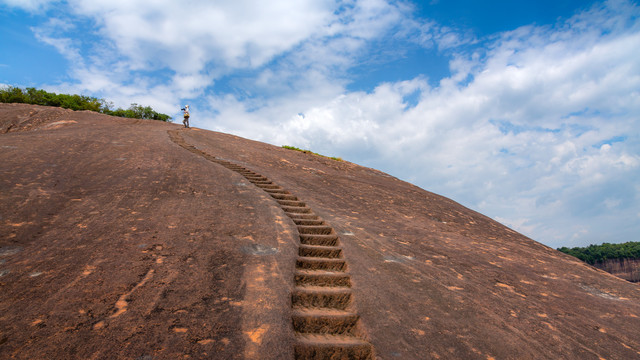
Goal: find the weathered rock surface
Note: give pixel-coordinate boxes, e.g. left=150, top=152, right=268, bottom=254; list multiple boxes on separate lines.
left=593, top=258, right=640, bottom=283
left=1, top=103, right=639, bottom=359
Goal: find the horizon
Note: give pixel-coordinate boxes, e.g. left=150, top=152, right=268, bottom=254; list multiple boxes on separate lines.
left=1, top=0, right=638, bottom=248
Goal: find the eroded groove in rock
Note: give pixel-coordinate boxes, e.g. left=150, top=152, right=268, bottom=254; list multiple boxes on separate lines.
left=168, top=129, right=374, bottom=359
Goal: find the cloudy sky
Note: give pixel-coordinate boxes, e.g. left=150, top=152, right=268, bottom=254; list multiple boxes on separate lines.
left=1, top=0, right=639, bottom=249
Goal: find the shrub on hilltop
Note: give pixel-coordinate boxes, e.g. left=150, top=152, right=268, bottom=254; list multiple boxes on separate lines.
left=0, top=86, right=171, bottom=122
left=282, top=145, right=343, bottom=161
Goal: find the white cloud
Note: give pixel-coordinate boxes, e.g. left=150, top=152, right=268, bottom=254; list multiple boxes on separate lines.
left=64, top=0, right=337, bottom=74
left=6, top=0, right=639, bottom=247
left=204, top=0, right=640, bottom=248
left=0, top=0, right=58, bottom=11
left=31, top=18, right=82, bottom=65
left=23, top=0, right=416, bottom=114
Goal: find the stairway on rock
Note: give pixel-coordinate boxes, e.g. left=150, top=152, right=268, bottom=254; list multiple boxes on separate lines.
left=212, top=159, right=375, bottom=360
left=168, top=130, right=374, bottom=359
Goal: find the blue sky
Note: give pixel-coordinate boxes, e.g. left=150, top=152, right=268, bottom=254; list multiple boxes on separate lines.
left=1, top=0, right=639, bottom=249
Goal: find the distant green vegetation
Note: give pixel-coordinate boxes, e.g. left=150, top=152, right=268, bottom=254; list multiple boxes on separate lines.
left=282, top=145, right=343, bottom=161
left=558, top=241, right=640, bottom=265
left=0, top=86, right=171, bottom=122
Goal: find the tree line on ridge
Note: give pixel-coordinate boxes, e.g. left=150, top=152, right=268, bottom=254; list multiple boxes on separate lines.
left=0, top=86, right=171, bottom=122
left=558, top=241, right=640, bottom=265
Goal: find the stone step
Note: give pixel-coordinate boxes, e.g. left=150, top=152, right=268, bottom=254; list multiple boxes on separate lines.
left=292, top=218, right=325, bottom=226
left=295, top=269, right=352, bottom=287
left=256, top=184, right=281, bottom=190
left=287, top=213, right=320, bottom=220
left=299, top=234, right=339, bottom=246
left=294, top=334, right=374, bottom=360
left=292, top=286, right=352, bottom=310
left=299, top=244, right=343, bottom=258
left=277, top=200, right=307, bottom=207
left=263, top=188, right=288, bottom=194
left=282, top=205, right=313, bottom=214
left=292, top=308, right=360, bottom=336
left=269, top=193, right=298, bottom=201
left=296, top=257, right=347, bottom=271
left=297, top=225, right=335, bottom=235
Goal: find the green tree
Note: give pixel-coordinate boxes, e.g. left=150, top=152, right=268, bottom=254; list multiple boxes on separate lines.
left=558, top=241, right=640, bottom=264
left=0, top=86, right=28, bottom=103
left=0, top=86, right=171, bottom=122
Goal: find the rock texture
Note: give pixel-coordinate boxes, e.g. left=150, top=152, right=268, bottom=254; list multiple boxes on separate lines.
left=593, top=259, right=640, bottom=283
left=1, top=103, right=639, bottom=359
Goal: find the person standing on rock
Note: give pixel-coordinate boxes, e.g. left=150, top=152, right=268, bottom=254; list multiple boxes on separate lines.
left=181, top=105, right=190, bottom=128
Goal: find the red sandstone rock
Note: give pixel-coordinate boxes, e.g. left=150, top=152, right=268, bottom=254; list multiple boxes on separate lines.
left=1, top=103, right=639, bottom=359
